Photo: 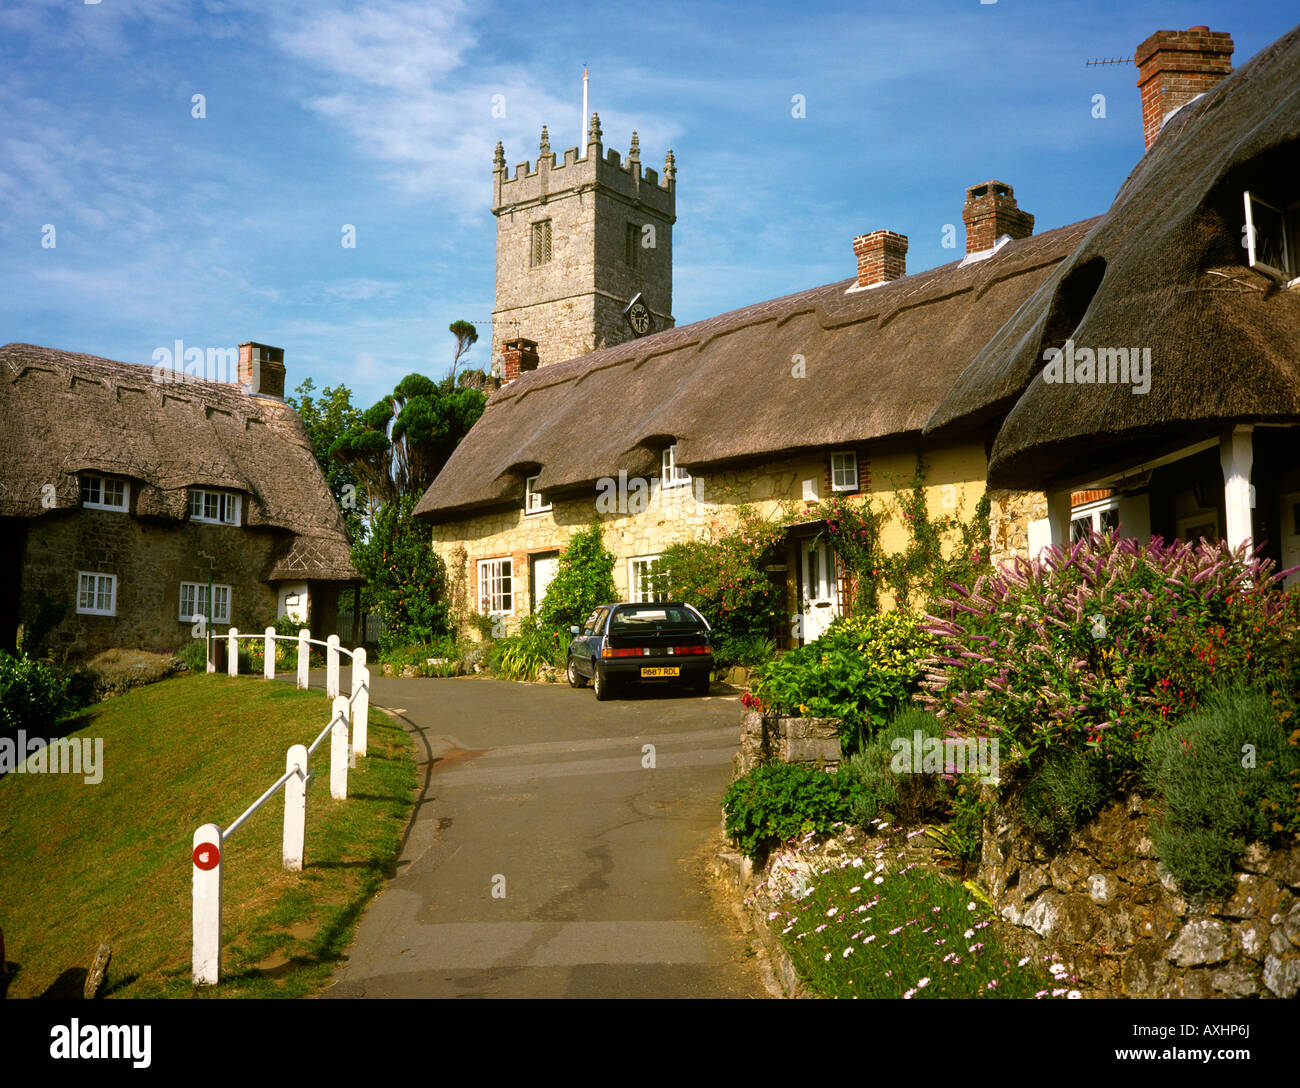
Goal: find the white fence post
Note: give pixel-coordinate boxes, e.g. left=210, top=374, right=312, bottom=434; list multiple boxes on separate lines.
left=352, top=665, right=369, bottom=760
left=227, top=627, right=239, bottom=677
left=205, top=629, right=215, bottom=674
left=192, top=823, right=223, bottom=986
left=283, top=744, right=307, bottom=871
left=350, top=647, right=366, bottom=708
left=330, top=696, right=349, bottom=800
left=264, top=627, right=276, bottom=680
left=326, top=635, right=340, bottom=698
left=297, top=628, right=310, bottom=690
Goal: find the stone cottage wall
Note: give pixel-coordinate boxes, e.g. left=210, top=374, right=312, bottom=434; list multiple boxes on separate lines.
left=979, top=794, right=1300, bottom=998
left=22, top=508, right=283, bottom=659
left=734, top=710, right=842, bottom=775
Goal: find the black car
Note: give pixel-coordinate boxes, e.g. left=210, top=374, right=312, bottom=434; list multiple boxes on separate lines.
left=566, top=602, right=713, bottom=700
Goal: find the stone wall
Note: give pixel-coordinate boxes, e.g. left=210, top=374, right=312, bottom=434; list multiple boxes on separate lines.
left=734, top=710, right=842, bottom=776
left=433, top=441, right=991, bottom=634
left=986, top=487, right=1047, bottom=566
left=979, top=794, right=1300, bottom=998
left=22, top=508, right=285, bottom=659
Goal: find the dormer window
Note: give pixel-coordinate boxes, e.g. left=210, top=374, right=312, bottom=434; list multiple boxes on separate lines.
left=662, top=444, right=690, bottom=489
left=1244, top=191, right=1299, bottom=284
left=525, top=475, right=550, bottom=515
left=80, top=474, right=129, bottom=511
left=189, top=488, right=241, bottom=526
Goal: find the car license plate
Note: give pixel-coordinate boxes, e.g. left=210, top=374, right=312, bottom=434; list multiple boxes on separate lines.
left=640, top=666, right=679, bottom=677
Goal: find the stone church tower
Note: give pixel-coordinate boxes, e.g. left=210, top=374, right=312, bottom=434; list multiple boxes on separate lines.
left=490, top=113, right=676, bottom=373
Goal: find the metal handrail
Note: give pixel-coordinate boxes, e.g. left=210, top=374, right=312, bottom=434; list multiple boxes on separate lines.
left=223, top=631, right=357, bottom=659
left=221, top=762, right=304, bottom=843
left=306, top=714, right=338, bottom=758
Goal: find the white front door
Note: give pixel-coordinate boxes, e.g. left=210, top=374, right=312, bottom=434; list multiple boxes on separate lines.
left=800, top=538, right=838, bottom=643
left=1282, top=492, right=1300, bottom=590
left=532, top=554, right=559, bottom=613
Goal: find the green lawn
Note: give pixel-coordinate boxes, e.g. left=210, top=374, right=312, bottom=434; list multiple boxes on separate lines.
left=0, top=673, right=417, bottom=998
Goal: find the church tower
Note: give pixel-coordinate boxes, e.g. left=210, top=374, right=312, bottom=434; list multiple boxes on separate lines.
left=490, top=113, right=676, bottom=372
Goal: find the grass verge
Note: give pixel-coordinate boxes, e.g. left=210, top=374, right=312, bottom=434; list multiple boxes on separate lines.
left=0, top=672, right=416, bottom=998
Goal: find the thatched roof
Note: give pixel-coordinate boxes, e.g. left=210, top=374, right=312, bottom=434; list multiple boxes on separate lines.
left=415, top=218, right=1097, bottom=521
left=926, top=23, right=1300, bottom=488
left=0, top=343, right=357, bottom=581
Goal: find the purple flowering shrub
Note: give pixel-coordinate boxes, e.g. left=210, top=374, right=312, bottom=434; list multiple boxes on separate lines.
left=917, top=533, right=1300, bottom=782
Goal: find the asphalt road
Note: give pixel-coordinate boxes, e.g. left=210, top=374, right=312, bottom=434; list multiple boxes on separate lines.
left=320, top=673, right=769, bottom=999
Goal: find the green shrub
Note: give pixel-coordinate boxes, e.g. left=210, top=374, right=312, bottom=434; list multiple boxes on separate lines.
left=648, top=507, right=786, bottom=646
left=722, top=762, right=864, bottom=863
left=0, top=652, right=69, bottom=734
left=487, top=618, right=567, bottom=681
left=712, top=633, right=776, bottom=670
left=537, top=524, right=617, bottom=631
left=1017, top=749, right=1111, bottom=846
left=1143, top=686, right=1300, bottom=898
left=751, top=611, right=934, bottom=753
left=379, top=637, right=464, bottom=677
left=843, top=707, right=953, bottom=827
left=178, top=638, right=209, bottom=674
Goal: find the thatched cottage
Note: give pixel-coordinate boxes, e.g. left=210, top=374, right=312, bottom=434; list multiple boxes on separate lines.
left=1, top=342, right=359, bottom=658
left=416, top=202, right=1098, bottom=642
left=926, top=24, right=1300, bottom=589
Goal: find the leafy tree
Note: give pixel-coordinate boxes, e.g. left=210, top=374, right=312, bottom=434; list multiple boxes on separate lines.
left=350, top=493, right=451, bottom=648
left=447, top=319, right=479, bottom=387
left=537, top=523, right=617, bottom=630
left=287, top=378, right=366, bottom=541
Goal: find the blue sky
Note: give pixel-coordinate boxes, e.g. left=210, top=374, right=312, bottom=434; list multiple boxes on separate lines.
left=2, top=0, right=1296, bottom=408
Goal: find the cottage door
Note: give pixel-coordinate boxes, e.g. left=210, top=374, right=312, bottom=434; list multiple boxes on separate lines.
left=800, top=538, right=837, bottom=643
left=531, top=554, right=559, bottom=613
left=1283, top=491, right=1300, bottom=591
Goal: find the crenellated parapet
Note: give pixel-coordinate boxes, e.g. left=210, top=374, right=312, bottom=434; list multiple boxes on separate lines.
left=492, top=113, right=676, bottom=221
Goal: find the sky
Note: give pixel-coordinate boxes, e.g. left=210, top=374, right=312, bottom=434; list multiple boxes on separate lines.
left=2, top=0, right=1297, bottom=408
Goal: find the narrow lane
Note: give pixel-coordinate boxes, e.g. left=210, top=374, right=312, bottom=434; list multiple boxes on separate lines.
left=322, top=675, right=768, bottom=999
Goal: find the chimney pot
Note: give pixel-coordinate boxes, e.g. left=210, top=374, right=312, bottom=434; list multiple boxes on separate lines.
left=237, top=342, right=285, bottom=398
left=502, top=338, right=539, bottom=382
left=962, top=180, right=1034, bottom=256
left=852, top=230, right=908, bottom=287
left=1135, top=27, right=1233, bottom=151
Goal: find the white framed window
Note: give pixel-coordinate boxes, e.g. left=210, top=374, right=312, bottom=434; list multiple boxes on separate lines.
left=189, top=489, right=241, bottom=526
left=76, top=572, right=116, bottom=616
left=80, top=474, right=129, bottom=511
left=179, top=582, right=231, bottom=625
left=628, top=555, right=661, bottom=604
left=530, top=220, right=552, bottom=267
left=478, top=557, right=513, bottom=615
left=662, top=444, right=690, bottom=489
left=1177, top=513, right=1220, bottom=545
left=524, top=475, right=551, bottom=515
left=830, top=451, right=859, bottom=492
left=1244, top=191, right=1299, bottom=284
left=1070, top=498, right=1121, bottom=542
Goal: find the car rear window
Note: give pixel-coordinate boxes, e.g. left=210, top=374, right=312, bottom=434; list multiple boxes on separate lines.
left=610, top=606, right=703, bottom=630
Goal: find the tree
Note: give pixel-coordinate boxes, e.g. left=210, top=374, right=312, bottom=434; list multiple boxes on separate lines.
left=447, top=319, right=479, bottom=387
left=537, top=524, right=617, bottom=631
left=350, top=493, right=451, bottom=648
left=288, top=378, right=366, bottom=541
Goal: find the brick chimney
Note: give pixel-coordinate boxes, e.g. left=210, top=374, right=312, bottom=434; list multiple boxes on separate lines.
left=237, top=342, right=285, bottom=398
left=502, top=338, right=539, bottom=383
left=852, top=230, right=908, bottom=287
left=1135, top=27, right=1233, bottom=151
left=962, top=181, right=1034, bottom=256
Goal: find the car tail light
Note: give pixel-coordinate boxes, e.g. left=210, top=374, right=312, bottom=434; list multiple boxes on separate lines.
left=602, top=647, right=649, bottom=658
left=671, top=645, right=710, bottom=655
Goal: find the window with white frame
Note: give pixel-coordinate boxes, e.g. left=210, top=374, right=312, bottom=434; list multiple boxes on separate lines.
left=80, top=474, right=129, bottom=511
left=662, top=444, right=690, bottom=489
left=189, top=489, right=241, bottom=526
left=1070, top=498, right=1121, bottom=542
left=76, top=572, right=116, bottom=616
left=524, top=475, right=550, bottom=515
left=1244, top=191, right=1300, bottom=283
left=830, top=451, right=859, bottom=492
left=628, top=555, right=661, bottom=603
left=478, top=557, right=513, bottom=615
left=179, top=582, right=231, bottom=625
